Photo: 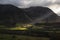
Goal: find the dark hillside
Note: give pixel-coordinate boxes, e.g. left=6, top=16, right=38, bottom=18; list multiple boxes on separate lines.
left=0, top=4, right=59, bottom=27
left=0, top=4, right=25, bottom=27
left=24, top=6, right=58, bottom=24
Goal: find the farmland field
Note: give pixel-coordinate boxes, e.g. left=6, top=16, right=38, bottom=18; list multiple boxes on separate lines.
left=0, top=34, right=49, bottom=40
left=0, top=25, right=60, bottom=40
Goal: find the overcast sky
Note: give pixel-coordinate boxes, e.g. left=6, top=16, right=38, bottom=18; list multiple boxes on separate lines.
left=0, top=0, right=60, bottom=16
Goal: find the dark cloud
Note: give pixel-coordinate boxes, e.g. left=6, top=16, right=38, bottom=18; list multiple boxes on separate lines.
left=0, top=0, right=60, bottom=7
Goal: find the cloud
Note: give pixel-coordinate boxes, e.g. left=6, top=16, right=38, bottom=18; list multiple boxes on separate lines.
left=0, top=0, right=57, bottom=7
left=48, top=4, right=60, bottom=16
left=0, top=0, right=60, bottom=16
left=0, top=0, right=21, bottom=6
left=0, top=0, right=59, bottom=7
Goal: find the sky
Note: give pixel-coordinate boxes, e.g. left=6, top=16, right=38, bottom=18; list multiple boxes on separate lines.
left=0, top=0, right=60, bottom=16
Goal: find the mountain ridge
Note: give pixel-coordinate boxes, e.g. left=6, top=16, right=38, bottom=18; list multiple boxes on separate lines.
left=0, top=4, right=60, bottom=27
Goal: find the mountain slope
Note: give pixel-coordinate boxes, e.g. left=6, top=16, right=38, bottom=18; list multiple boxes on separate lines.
left=24, top=6, right=58, bottom=24
left=0, top=4, right=25, bottom=27
left=0, top=4, right=59, bottom=27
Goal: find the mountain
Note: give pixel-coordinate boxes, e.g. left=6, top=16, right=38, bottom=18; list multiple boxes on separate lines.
left=55, top=16, right=60, bottom=23
left=0, top=4, right=59, bottom=27
left=24, top=6, right=58, bottom=24
left=0, top=4, right=26, bottom=27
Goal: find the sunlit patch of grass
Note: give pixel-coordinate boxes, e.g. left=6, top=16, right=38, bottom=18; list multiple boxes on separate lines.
left=8, top=24, right=33, bottom=31
left=16, top=23, right=33, bottom=27
left=0, top=24, right=33, bottom=30
left=8, top=24, right=33, bottom=30
left=9, top=27, right=28, bottom=30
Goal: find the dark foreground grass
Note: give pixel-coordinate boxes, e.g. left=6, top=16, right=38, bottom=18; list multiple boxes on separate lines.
left=0, top=34, right=49, bottom=40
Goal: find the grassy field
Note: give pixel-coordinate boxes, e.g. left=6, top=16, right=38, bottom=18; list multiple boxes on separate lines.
left=0, top=34, right=49, bottom=40
left=0, top=24, right=60, bottom=40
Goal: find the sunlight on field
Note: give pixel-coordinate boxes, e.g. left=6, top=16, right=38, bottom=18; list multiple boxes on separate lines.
left=9, top=27, right=28, bottom=30
left=8, top=24, right=33, bottom=30
left=23, top=24, right=32, bottom=27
